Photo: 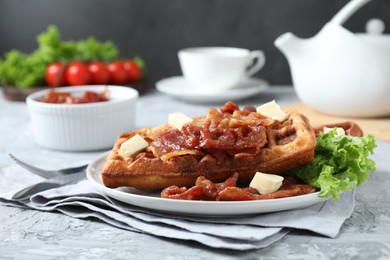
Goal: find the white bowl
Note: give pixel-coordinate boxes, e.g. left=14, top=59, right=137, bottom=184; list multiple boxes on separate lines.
left=26, top=85, right=138, bottom=151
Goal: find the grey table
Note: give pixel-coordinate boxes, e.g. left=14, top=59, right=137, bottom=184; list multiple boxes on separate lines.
left=1, top=86, right=389, bottom=259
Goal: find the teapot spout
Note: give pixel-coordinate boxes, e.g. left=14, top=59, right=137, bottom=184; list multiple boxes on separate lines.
left=274, top=32, right=304, bottom=60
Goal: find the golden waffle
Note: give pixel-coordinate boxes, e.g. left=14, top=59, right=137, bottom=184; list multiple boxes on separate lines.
left=101, top=103, right=317, bottom=191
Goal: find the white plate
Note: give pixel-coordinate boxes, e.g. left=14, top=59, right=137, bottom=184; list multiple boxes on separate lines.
left=87, top=153, right=328, bottom=217
left=156, top=76, right=269, bottom=103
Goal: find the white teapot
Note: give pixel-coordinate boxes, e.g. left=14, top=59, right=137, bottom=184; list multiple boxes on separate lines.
left=275, top=0, right=390, bottom=117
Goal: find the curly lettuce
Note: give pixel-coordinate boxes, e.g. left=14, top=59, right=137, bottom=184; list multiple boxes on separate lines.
left=291, top=129, right=376, bottom=200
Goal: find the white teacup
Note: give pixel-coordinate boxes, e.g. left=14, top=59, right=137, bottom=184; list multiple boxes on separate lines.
left=178, top=47, right=265, bottom=92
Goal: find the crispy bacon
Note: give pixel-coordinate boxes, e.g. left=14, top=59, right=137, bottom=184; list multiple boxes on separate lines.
left=151, top=103, right=275, bottom=159
left=161, top=173, right=239, bottom=201
left=161, top=173, right=317, bottom=201
left=216, top=185, right=317, bottom=201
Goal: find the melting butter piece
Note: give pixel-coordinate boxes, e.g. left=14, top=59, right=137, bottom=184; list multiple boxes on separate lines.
left=168, top=112, right=193, bottom=130
left=249, top=172, right=284, bottom=195
left=323, top=127, right=345, bottom=136
left=256, top=100, right=287, bottom=122
left=118, top=134, right=149, bottom=158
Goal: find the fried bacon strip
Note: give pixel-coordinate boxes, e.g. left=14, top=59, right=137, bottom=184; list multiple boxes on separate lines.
left=160, top=173, right=239, bottom=200
left=150, top=102, right=274, bottom=159
left=161, top=173, right=317, bottom=201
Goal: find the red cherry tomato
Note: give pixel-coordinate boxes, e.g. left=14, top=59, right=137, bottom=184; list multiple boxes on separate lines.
left=123, top=60, right=142, bottom=83
left=107, top=61, right=128, bottom=85
left=45, top=62, right=67, bottom=87
left=65, top=61, right=91, bottom=86
left=88, top=61, right=109, bottom=85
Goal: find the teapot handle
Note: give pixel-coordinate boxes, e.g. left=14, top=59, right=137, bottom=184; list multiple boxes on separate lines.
left=330, top=0, right=373, bottom=25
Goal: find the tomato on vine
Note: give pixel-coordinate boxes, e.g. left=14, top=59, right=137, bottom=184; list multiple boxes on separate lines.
left=65, top=61, right=91, bottom=86
left=45, top=57, right=144, bottom=87
left=123, top=60, right=142, bottom=83
left=88, top=61, right=109, bottom=85
left=45, top=62, right=67, bottom=87
left=107, top=61, right=128, bottom=85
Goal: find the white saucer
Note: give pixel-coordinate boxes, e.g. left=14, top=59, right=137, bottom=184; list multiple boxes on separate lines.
left=156, top=76, right=269, bottom=103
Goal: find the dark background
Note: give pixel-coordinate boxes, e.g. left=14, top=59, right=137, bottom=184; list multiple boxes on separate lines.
left=1, top=0, right=389, bottom=87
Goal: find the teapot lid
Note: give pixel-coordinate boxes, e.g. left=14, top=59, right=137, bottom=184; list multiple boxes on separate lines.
left=365, top=18, right=386, bottom=35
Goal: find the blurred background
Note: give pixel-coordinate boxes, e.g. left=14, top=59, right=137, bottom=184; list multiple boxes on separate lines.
left=1, top=0, right=389, bottom=88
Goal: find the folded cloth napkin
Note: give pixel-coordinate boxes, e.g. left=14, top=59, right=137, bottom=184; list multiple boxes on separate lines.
left=0, top=180, right=355, bottom=251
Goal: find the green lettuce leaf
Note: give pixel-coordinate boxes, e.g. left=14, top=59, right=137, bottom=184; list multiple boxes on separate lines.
left=291, top=129, right=376, bottom=200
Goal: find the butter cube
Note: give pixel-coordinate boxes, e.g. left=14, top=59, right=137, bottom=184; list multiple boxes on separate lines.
left=118, top=134, right=149, bottom=158
left=256, top=100, right=287, bottom=122
left=323, top=127, right=345, bottom=136
left=249, top=172, right=284, bottom=195
left=168, top=112, right=193, bottom=130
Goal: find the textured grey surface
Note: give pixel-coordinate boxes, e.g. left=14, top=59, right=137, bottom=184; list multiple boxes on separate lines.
left=1, top=0, right=390, bottom=86
left=1, top=87, right=389, bottom=259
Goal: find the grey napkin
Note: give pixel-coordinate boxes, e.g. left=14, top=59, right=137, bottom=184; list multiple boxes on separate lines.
left=0, top=180, right=354, bottom=251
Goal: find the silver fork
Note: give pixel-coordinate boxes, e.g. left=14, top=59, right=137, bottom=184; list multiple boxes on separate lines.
left=9, top=153, right=88, bottom=179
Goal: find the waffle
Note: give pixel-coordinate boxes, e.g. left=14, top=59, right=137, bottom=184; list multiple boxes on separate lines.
left=101, top=102, right=317, bottom=191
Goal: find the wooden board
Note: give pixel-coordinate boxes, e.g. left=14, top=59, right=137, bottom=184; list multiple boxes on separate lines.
left=283, top=102, right=390, bottom=142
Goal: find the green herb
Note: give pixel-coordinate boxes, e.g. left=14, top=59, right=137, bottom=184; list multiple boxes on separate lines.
left=0, top=25, right=119, bottom=88
left=75, top=36, right=118, bottom=61
left=0, top=50, right=45, bottom=87
left=132, top=55, right=146, bottom=77
left=291, top=129, right=376, bottom=200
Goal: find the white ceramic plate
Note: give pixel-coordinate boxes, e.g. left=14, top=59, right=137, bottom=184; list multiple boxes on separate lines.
left=87, top=153, right=328, bottom=217
left=156, top=76, right=269, bottom=103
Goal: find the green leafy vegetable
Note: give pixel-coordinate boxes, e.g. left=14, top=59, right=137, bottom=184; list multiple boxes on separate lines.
left=75, top=36, right=118, bottom=61
left=291, top=129, right=376, bottom=200
left=132, top=55, right=146, bottom=77
left=0, top=25, right=119, bottom=88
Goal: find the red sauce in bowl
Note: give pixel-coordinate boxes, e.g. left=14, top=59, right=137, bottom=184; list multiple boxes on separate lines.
left=40, top=88, right=109, bottom=104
